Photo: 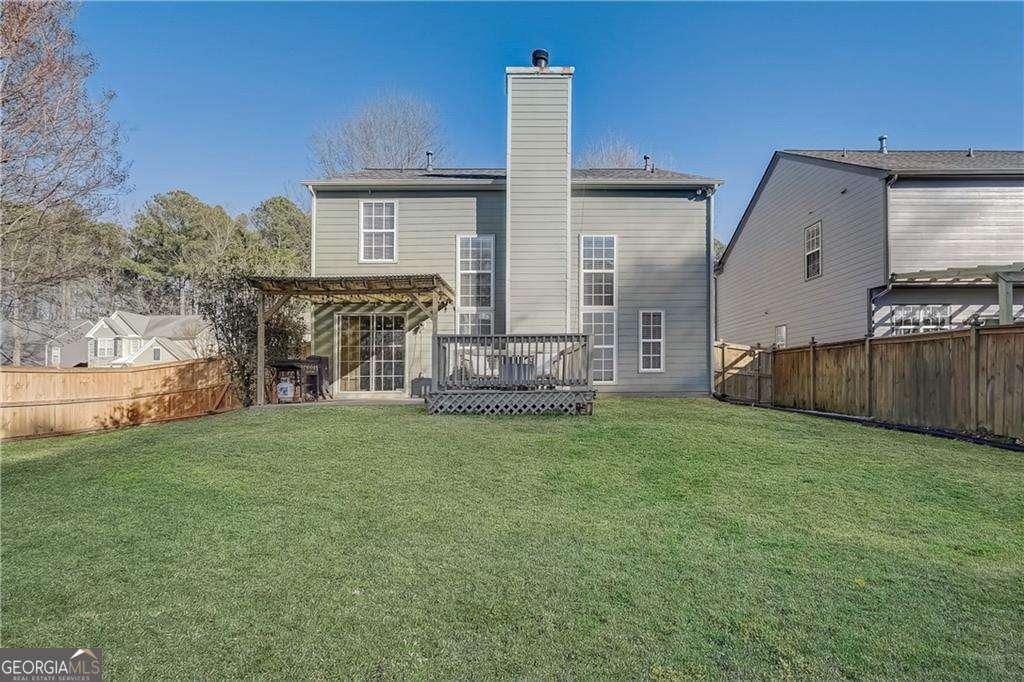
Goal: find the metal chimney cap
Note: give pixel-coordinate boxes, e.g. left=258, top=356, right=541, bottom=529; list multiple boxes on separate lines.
left=878, top=134, right=888, bottom=154
left=532, top=49, right=549, bottom=68
left=425, top=150, right=434, bottom=171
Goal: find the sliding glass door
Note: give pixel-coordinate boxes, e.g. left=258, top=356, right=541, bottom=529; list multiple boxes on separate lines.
left=337, top=314, right=406, bottom=392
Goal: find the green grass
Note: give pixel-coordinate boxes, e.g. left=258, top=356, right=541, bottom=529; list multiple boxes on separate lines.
left=2, top=398, right=1022, bottom=678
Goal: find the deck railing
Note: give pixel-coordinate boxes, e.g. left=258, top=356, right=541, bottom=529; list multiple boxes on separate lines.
left=433, top=334, right=592, bottom=391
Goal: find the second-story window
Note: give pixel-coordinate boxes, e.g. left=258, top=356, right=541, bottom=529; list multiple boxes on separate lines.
left=457, top=234, right=494, bottom=334
left=360, top=201, right=397, bottom=262
left=804, top=221, right=822, bottom=280
left=581, top=235, right=616, bottom=383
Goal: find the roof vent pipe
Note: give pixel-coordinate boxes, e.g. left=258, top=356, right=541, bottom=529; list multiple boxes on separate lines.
left=878, top=134, right=888, bottom=154
left=425, top=150, right=434, bottom=171
left=968, top=147, right=974, bottom=157
left=643, top=154, right=651, bottom=171
left=531, top=49, right=549, bottom=68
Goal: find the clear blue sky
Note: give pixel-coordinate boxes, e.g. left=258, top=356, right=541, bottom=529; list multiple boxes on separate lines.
left=78, top=2, right=1024, bottom=240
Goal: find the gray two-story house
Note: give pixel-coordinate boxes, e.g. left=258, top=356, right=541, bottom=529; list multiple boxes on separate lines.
left=716, top=144, right=1023, bottom=347
left=303, top=51, right=721, bottom=398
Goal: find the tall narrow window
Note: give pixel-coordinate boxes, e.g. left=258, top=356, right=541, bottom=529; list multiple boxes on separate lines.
left=457, top=235, right=494, bottom=334
left=804, top=222, right=821, bottom=279
left=360, top=201, right=397, bottom=262
left=638, top=311, right=664, bottom=372
left=581, top=235, right=616, bottom=383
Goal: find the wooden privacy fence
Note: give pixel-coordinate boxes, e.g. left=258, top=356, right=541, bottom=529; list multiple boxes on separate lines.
left=1, top=358, right=240, bottom=440
left=715, top=323, right=1024, bottom=441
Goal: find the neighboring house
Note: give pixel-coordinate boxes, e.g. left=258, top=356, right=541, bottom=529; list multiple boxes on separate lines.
left=715, top=143, right=1024, bottom=347
left=304, top=50, right=721, bottom=397
left=85, top=311, right=214, bottom=367
left=44, top=320, right=92, bottom=367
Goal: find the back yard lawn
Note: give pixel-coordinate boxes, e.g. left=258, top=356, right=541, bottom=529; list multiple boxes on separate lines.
left=2, top=398, right=1022, bottom=678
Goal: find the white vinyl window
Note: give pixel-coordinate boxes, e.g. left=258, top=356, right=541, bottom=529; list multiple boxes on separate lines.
left=638, top=310, right=664, bottom=373
left=581, top=235, right=616, bottom=383
left=359, top=201, right=397, bottom=262
left=774, top=324, right=787, bottom=348
left=456, top=234, right=494, bottom=335
left=96, top=338, right=115, bottom=358
left=49, top=346, right=61, bottom=366
left=804, top=222, right=821, bottom=280
left=891, top=305, right=952, bottom=336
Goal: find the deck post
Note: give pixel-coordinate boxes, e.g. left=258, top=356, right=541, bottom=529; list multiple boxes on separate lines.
left=256, top=290, right=266, bottom=406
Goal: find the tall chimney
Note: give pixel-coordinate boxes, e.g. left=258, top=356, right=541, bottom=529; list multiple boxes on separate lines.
left=878, top=134, right=888, bottom=154
left=505, top=49, right=574, bottom=333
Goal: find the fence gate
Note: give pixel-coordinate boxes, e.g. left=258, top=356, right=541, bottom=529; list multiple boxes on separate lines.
left=713, top=341, right=773, bottom=405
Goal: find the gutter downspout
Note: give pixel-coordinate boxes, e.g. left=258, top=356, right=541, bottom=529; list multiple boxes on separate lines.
left=704, top=186, right=717, bottom=394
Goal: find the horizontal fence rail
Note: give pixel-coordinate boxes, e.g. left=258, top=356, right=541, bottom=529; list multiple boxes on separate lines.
left=716, top=322, right=1024, bottom=442
left=0, top=358, right=240, bottom=440
left=433, top=334, right=592, bottom=391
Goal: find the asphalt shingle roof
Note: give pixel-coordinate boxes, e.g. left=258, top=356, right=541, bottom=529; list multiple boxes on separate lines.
left=784, top=150, right=1024, bottom=173
left=308, top=167, right=721, bottom=185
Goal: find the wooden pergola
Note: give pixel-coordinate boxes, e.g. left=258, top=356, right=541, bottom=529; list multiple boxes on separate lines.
left=246, top=274, right=454, bottom=405
left=889, top=262, right=1023, bottom=325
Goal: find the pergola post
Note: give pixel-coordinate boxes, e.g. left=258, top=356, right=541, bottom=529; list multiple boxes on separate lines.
left=997, top=274, right=1014, bottom=325
left=430, top=290, right=439, bottom=394
left=256, top=290, right=266, bottom=406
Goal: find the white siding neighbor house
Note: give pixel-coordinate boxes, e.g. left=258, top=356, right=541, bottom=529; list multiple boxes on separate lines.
left=303, top=50, right=722, bottom=399
left=85, top=311, right=214, bottom=367
left=716, top=144, right=1023, bottom=347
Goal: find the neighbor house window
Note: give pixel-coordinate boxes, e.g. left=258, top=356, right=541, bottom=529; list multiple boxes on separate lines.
left=804, top=222, right=821, bottom=280
left=126, top=338, right=142, bottom=355
left=96, top=338, right=115, bottom=358
left=581, top=235, right=616, bottom=383
left=153, top=347, right=161, bottom=361
left=638, top=311, right=664, bottom=373
left=49, top=346, right=61, bottom=366
left=456, top=235, right=494, bottom=334
left=774, top=324, right=787, bottom=348
left=891, top=305, right=951, bottom=336
left=359, top=201, right=397, bottom=262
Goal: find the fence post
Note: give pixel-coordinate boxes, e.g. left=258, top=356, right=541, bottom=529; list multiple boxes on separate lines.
left=754, top=342, right=762, bottom=405
left=969, top=319, right=980, bottom=432
left=809, top=336, right=817, bottom=411
left=719, top=342, right=726, bottom=396
left=864, top=333, right=873, bottom=418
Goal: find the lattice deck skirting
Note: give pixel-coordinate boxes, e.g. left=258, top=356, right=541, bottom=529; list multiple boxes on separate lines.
left=426, top=389, right=596, bottom=415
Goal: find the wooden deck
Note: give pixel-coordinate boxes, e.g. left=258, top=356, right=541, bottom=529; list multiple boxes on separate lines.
left=427, top=334, right=595, bottom=415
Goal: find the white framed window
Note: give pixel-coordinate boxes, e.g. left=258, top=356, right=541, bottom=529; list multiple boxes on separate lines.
left=891, top=305, right=952, bottom=336
left=153, top=347, right=161, bottom=361
left=50, top=346, right=61, bottom=366
left=774, top=324, right=787, bottom=348
left=581, top=235, right=617, bottom=383
left=804, top=221, right=821, bottom=280
left=359, top=200, right=397, bottom=262
left=126, top=338, right=142, bottom=355
left=96, top=338, right=115, bottom=358
left=638, top=310, right=664, bottom=373
left=456, top=234, right=495, bottom=335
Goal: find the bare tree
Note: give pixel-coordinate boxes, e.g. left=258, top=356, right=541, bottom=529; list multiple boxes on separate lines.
left=578, top=132, right=676, bottom=171
left=310, top=91, right=444, bottom=174
left=578, top=133, right=642, bottom=169
left=1, top=2, right=128, bottom=362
